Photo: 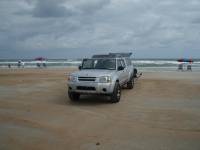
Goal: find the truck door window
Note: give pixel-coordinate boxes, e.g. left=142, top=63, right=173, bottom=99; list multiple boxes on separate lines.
left=120, top=59, right=126, bottom=68
left=117, top=59, right=122, bottom=68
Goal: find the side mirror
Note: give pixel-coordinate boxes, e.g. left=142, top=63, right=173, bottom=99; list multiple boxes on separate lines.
left=118, top=66, right=124, bottom=71
left=78, top=65, right=82, bottom=70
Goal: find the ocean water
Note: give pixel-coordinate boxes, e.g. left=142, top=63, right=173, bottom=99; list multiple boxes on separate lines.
left=0, top=59, right=200, bottom=72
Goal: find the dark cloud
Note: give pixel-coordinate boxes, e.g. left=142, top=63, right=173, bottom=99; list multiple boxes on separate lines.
left=32, top=0, right=73, bottom=18
left=28, top=0, right=111, bottom=18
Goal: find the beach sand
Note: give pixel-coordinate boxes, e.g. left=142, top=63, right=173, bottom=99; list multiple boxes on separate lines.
left=0, top=68, right=200, bottom=150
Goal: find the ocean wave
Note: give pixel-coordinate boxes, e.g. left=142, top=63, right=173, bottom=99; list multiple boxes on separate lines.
left=132, top=60, right=180, bottom=65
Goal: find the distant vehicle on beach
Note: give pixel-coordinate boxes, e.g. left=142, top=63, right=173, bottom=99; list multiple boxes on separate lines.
left=67, top=53, right=137, bottom=103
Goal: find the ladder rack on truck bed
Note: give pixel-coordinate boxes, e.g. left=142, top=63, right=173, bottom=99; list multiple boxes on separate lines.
left=92, top=53, right=132, bottom=58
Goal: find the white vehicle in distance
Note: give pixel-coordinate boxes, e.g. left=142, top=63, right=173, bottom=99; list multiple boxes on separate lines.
left=67, top=53, right=137, bottom=103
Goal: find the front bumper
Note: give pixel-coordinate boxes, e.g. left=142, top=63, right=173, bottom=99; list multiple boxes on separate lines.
left=68, top=81, right=115, bottom=94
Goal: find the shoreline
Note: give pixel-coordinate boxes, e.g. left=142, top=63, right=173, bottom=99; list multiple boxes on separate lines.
left=1, top=67, right=200, bottom=73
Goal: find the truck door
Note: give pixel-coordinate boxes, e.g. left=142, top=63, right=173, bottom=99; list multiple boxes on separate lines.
left=120, top=59, right=129, bottom=83
left=117, top=59, right=124, bottom=85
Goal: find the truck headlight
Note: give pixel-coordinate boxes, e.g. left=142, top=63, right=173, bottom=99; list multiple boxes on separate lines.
left=99, top=76, right=112, bottom=83
left=68, top=75, right=77, bottom=82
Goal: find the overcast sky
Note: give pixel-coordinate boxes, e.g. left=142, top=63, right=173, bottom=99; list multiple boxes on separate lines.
left=0, top=0, right=200, bottom=59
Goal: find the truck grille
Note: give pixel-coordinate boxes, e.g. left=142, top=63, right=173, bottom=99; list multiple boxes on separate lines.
left=78, top=77, right=96, bottom=82
left=77, top=86, right=96, bottom=91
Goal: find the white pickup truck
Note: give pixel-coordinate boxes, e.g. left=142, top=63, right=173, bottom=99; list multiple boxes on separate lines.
left=67, top=53, right=137, bottom=103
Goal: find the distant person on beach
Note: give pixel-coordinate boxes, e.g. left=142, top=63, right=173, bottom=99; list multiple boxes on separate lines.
left=187, top=61, right=193, bottom=71
left=187, top=64, right=192, bottom=71
left=43, top=62, right=46, bottom=68
left=178, top=63, right=183, bottom=71
left=8, top=64, right=11, bottom=68
left=21, top=61, right=25, bottom=68
left=18, top=60, right=21, bottom=68
left=36, top=63, right=41, bottom=68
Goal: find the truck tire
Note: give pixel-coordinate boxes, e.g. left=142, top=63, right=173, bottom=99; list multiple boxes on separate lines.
left=68, top=91, right=80, bottom=101
left=110, top=82, right=121, bottom=103
left=134, top=68, right=137, bottom=78
left=127, top=77, right=134, bottom=89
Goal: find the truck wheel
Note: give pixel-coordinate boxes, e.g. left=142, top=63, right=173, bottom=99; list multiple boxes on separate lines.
left=134, top=68, right=138, bottom=78
left=127, top=77, right=134, bottom=89
left=68, top=91, right=80, bottom=101
left=110, top=82, right=121, bottom=103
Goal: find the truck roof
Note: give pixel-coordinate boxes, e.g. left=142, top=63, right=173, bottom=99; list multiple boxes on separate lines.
left=92, top=53, right=132, bottom=58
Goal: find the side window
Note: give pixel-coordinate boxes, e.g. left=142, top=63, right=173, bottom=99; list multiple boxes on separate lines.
left=117, top=59, right=122, bottom=68
left=120, top=59, right=126, bottom=68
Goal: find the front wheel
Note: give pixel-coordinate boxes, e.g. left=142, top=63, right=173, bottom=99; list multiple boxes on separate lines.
left=110, top=82, right=121, bottom=103
left=68, top=91, right=80, bottom=101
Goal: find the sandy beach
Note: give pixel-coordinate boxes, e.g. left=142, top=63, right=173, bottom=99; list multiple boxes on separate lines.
left=0, top=68, right=200, bottom=150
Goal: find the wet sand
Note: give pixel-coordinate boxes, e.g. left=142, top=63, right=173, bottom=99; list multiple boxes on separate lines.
left=0, top=68, right=200, bottom=150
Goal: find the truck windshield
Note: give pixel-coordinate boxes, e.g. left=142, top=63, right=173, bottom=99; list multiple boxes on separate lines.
left=82, top=59, right=116, bottom=70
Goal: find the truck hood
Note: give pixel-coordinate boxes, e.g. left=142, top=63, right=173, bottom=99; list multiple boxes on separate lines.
left=71, top=69, right=116, bottom=77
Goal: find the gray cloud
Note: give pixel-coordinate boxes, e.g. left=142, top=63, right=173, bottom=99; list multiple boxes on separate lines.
left=192, top=18, right=200, bottom=24
left=0, top=0, right=200, bottom=58
left=75, top=0, right=111, bottom=14
left=32, top=0, right=73, bottom=18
